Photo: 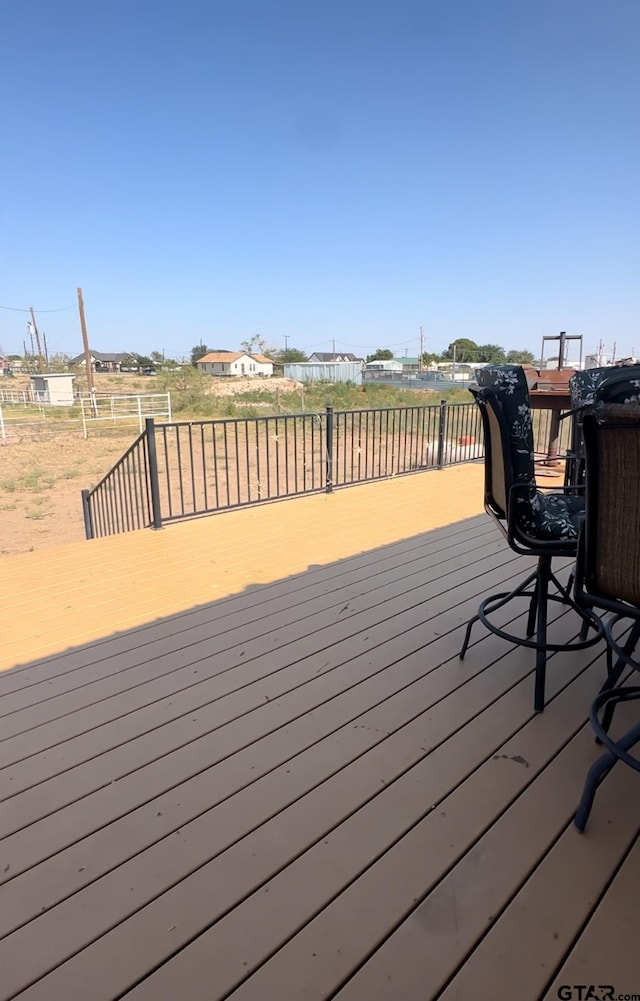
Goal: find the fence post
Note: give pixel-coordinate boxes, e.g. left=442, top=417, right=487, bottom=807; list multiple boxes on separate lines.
left=166, top=391, right=172, bottom=422
left=325, top=406, right=334, bottom=493
left=137, top=396, right=143, bottom=432
left=81, top=489, right=93, bottom=540
left=145, top=418, right=163, bottom=529
left=81, top=398, right=88, bottom=439
left=0, top=404, right=5, bottom=445
left=436, top=399, right=447, bottom=469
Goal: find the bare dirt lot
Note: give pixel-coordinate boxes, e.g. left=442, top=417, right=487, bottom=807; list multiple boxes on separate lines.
left=0, top=375, right=304, bottom=556
left=0, top=429, right=141, bottom=556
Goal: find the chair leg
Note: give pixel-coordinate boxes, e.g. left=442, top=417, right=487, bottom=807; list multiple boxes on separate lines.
left=459, top=570, right=538, bottom=662
left=575, top=715, right=640, bottom=832
left=459, top=615, right=478, bottom=661
left=526, top=581, right=539, bottom=639
left=598, top=620, right=640, bottom=737
left=533, top=557, right=551, bottom=713
left=574, top=752, right=615, bottom=832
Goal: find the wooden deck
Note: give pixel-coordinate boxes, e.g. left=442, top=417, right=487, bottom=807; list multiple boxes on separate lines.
left=1, top=466, right=638, bottom=1000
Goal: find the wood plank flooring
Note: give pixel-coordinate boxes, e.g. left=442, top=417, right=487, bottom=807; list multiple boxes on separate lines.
left=1, top=474, right=637, bottom=1000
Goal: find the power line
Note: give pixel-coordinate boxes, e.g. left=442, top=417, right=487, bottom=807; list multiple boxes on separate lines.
left=0, top=303, right=76, bottom=313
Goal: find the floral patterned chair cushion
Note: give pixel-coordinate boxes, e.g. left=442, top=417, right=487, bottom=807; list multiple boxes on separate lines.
left=476, top=365, right=584, bottom=542
left=569, top=366, right=640, bottom=410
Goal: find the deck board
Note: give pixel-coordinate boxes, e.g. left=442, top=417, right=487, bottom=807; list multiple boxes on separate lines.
left=0, top=472, right=637, bottom=1001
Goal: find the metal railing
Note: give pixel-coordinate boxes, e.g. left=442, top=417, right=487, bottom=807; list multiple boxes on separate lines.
left=81, top=428, right=157, bottom=538
left=82, top=402, right=490, bottom=539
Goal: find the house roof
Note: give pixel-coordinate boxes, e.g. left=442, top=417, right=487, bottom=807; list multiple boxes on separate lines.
left=198, top=352, right=274, bottom=365
left=198, top=352, right=244, bottom=363
left=70, top=351, right=127, bottom=364
left=310, top=352, right=361, bottom=362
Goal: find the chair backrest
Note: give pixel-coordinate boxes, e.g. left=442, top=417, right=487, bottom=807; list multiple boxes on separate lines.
left=570, top=365, right=640, bottom=411
left=582, top=404, right=640, bottom=606
left=472, top=366, right=536, bottom=521
left=475, top=365, right=536, bottom=483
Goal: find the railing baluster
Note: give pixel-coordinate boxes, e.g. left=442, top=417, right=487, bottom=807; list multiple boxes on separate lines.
left=188, top=424, right=196, bottom=515
left=80, top=401, right=496, bottom=538
left=200, top=425, right=208, bottom=512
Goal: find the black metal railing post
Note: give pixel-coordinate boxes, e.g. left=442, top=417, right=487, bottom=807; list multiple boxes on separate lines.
left=145, top=418, right=163, bottom=529
left=325, top=406, right=334, bottom=493
left=436, top=399, right=447, bottom=469
left=81, top=489, right=93, bottom=540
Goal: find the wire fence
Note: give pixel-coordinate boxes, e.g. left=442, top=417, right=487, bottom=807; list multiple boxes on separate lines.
left=0, top=393, right=171, bottom=443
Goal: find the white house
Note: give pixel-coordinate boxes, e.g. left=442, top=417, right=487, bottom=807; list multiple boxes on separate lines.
left=196, top=352, right=274, bottom=377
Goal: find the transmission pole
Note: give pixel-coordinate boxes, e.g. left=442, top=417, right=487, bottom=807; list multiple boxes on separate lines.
left=419, top=326, right=424, bottom=371
left=77, top=287, right=96, bottom=410
left=29, top=307, right=45, bottom=372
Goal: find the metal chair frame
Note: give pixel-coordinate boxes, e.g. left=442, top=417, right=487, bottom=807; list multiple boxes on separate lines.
left=573, top=407, right=640, bottom=831
left=460, top=385, right=603, bottom=713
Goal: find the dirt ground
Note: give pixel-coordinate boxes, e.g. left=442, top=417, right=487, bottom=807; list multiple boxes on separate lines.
left=0, top=429, right=141, bottom=556
left=0, top=374, right=302, bottom=557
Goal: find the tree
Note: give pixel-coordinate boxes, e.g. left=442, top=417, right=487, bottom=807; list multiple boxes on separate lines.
left=421, top=352, right=441, bottom=366
left=477, top=344, right=506, bottom=364
left=276, top=347, right=309, bottom=364
left=47, top=352, right=72, bottom=371
left=150, top=350, right=164, bottom=365
left=506, top=349, right=536, bottom=365
left=442, top=338, right=478, bottom=362
left=240, top=334, right=277, bottom=358
left=366, top=348, right=394, bottom=362
left=190, top=343, right=210, bottom=366
left=133, top=353, right=155, bottom=370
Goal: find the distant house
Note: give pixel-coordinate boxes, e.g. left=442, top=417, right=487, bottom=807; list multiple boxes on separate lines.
left=196, top=352, right=274, bottom=377
left=395, top=356, right=421, bottom=371
left=70, top=351, right=126, bottom=372
left=308, top=352, right=362, bottom=363
left=365, top=359, right=402, bottom=372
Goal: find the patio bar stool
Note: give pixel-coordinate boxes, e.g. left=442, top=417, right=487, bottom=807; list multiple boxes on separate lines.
left=460, top=365, right=603, bottom=713
left=573, top=404, right=640, bottom=831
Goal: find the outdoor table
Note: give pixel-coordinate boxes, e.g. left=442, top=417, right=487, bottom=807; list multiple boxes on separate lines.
left=528, top=387, right=572, bottom=464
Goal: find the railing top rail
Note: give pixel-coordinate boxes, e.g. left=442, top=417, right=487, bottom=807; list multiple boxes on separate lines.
left=77, top=392, right=170, bottom=400
left=158, top=412, right=324, bottom=429
left=155, top=401, right=477, bottom=430
left=86, top=428, right=147, bottom=497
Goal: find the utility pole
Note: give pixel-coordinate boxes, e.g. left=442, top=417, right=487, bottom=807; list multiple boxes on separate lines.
left=452, top=343, right=457, bottom=381
left=612, top=341, right=617, bottom=365
left=77, top=287, right=97, bottom=411
left=42, top=331, right=49, bottom=366
left=284, top=334, right=289, bottom=353
left=332, top=338, right=336, bottom=358
left=29, top=307, right=45, bottom=372
left=419, top=326, right=424, bottom=371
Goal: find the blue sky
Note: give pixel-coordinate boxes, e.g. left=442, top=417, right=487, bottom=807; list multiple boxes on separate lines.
left=1, top=0, right=638, bottom=362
